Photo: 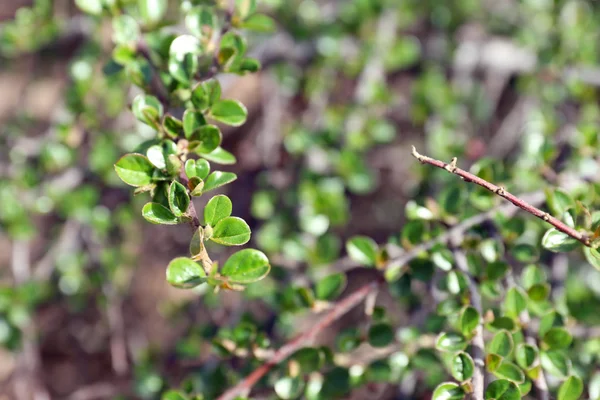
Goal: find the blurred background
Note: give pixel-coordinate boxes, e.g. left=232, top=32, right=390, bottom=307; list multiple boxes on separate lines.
left=1, top=0, right=600, bottom=399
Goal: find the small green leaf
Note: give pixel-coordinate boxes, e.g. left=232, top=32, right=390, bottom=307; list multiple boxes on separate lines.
left=459, top=306, right=480, bottom=337
left=368, top=323, right=394, bottom=348
left=211, top=217, right=250, bottom=246
left=584, top=247, right=600, bottom=271
left=241, top=13, right=276, bottom=32
left=547, top=189, right=575, bottom=216
left=485, top=379, right=520, bottom=400
left=291, top=348, right=324, bottom=373
left=189, top=125, right=222, bottom=154
left=209, top=99, right=248, bottom=126
left=451, top=351, right=474, bottom=382
left=142, top=202, right=179, bottom=225
left=515, top=343, right=538, bottom=369
left=221, top=248, right=270, bottom=283
left=146, top=144, right=166, bottom=169
left=541, top=228, right=580, bottom=252
left=432, top=382, right=465, bottom=400
left=527, top=283, right=550, bottom=302
left=114, top=153, right=154, bottom=187
left=558, top=375, right=584, bottom=400
left=112, top=15, right=140, bottom=44
left=203, top=171, right=237, bottom=192
left=183, top=110, right=207, bottom=139
left=488, top=329, right=514, bottom=358
left=540, top=350, right=571, bottom=377
left=201, top=146, right=237, bottom=165
left=166, top=257, right=206, bottom=288
left=75, top=0, right=103, bottom=15
left=494, top=361, right=525, bottom=383
left=204, top=195, right=232, bottom=226
left=132, top=94, right=163, bottom=130
left=503, top=287, right=527, bottom=318
left=185, top=159, right=210, bottom=180
left=169, top=35, right=201, bottom=85
left=168, top=181, right=190, bottom=217
left=435, top=332, right=467, bottom=352
left=346, top=236, right=378, bottom=266
left=274, top=376, right=304, bottom=400
left=162, top=390, right=188, bottom=400
left=163, top=115, right=183, bottom=138
left=487, top=353, right=503, bottom=372
left=139, top=0, right=167, bottom=24
left=542, top=327, right=572, bottom=350
left=315, top=273, right=347, bottom=301
left=235, top=0, right=256, bottom=19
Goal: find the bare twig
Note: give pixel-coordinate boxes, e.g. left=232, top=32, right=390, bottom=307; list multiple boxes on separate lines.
left=215, top=280, right=381, bottom=400
left=453, top=246, right=485, bottom=400
left=411, top=146, right=591, bottom=246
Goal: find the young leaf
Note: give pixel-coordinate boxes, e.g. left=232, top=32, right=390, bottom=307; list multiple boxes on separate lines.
left=211, top=217, right=250, bottom=245
left=132, top=94, right=163, bottom=130
left=166, top=257, right=206, bottom=288
left=204, top=195, right=232, bottom=226
left=163, top=115, right=184, bottom=138
left=557, top=376, right=583, bottom=400
left=541, top=228, right=580, bottom=252
left=114, top=153, right=154, bottom=187
left=488, top=330, right=514, bottom=358
left=189, top=125, right=222, bottom=154
left=432, top=382, right=465, bottom=400
left=142, top=202, right=179, bottom=225
left=315, top=273, right=347, bottom=301
left=209, top=99, right=248, bottom=126
left=221, top=248, right=270, bottom=284
left=345, top=236, right=378, bottom=266
left=450, top=351, right=474, bottom=382
left=485, top=379, right=520, bottom=400
left=168, top=181, right=190, bottom=217
left=203, top=171, right=237, bottom=192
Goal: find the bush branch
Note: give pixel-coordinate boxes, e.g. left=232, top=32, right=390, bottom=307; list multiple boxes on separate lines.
left=411, top=146, right=591, bottom=246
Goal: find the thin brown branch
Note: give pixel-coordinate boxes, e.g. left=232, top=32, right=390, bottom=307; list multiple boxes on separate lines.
left=215, top=280, right=382, bottom=400
left=453, top=246, right=484, bottom=400
left=411, top=146, right=590, bottom=246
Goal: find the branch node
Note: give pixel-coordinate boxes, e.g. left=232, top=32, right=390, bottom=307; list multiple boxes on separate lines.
left=542, top=213, right=550, bottom=221
left=444, top=157, right=458, bottom=173
left=411, top=146, right=425, bottom=163
left=495, top=186, right=506, bottom=196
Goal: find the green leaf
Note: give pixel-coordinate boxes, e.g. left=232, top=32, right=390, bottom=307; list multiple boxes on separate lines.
left=185, top=159, right=210, bottom=180
left=494, top=361, right=525, bottom=383
left=183, top=110, right=207, bottom=139
left=539, top=310, right=564, bottom=337
left=540, top=350, right=571, bottom=377
left=203, top=171, right=237, bottom=192
left=584, top=247, right=600, bottom=271
left=435, top=332, right=467, bottom=352
left=527, top=283, right=550, bottom=302
left=142, top=202, right=179, bottom=225
left=209, top=99, right=248, bottom=126
left=515, top=343, right=538, bottom=369
left=166, top=257, right=206, bottom=288
left=112, top=15, right=140, bottom=44
left=274, top=376, right=304, bottom=400
left=291, top=348, right=324, bottom=373
left=241, top=13, right=276, bottom=32
left=221, top=248, right=270, bottom=283
left=547, top=189, right=575, bottom=216
left=162, top=390, right=188, bottom=400
left=488, top=330, right=514, bottom=357
left=451, top=351, right=474, bottom=382
left=459, top=306, right=479, bottom=337
left=114, top=153, right=154, bottom=187
left=485, top=379, right=521, bottom=400
left=345, top=236, right=378, bottom=266
left=163, top=115, right=183, bottom=138
left=432, top=382, right=465, bottom=400
left=541, top=228, right=580, bottom=252
left=315, top=273, right=346, bottom=301
left=368, top=323, right=394, bottom=348
left=204, top=195, right=232, bottom=226
left=211, top=217, right=250, bottom=246
left=168, top=181, right=190, bottom=217
left=132, top=94, right=163, bottom=130
left=189, top=125, right=222, bottom=154
left=75, top=0, right=103, bottom=15
left=168, top=35, right=201, bottom=85
left=558, top=376, right=584, bottom=400
left=146, top=144, right=166, bottom=169
left=503, top=287, right=527, bottom=318
left=201, top=146, right=237, bottom=165
left=235, top=0, right=256, bottom=19
left=486, top=353, right=503, bottom=372
left=139, top=0, right=167, bottom=24
left=542, top=327, right=572, bottom=350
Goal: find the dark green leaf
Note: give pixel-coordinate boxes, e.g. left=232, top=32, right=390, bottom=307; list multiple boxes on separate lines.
left=315, top=273, right=346, bottom=301
left=189, top=125, right=222, bottom=154
left=166, top=257, right=206, bottom=288
left=163, top=115, right=183, bottom=138
left=142, top=202, right=179, bottom=225
left=435, top=332, right=467, bottom=352
left=542, top=327, right=572, bottom=350
left=432, top=382, right=465, bottom=400
left=547, top=189, right=575, bottom=216
left=114, top=153, right=154, bottom=187
left=183, top=110, right=207, bottom=139
left=211, top=217, right=250, bottom=246
left=516, top=343, right=538, bottom=369
left=451, top=351, right=474, bottom=382
left=184, top=158, right=210, bottom=180
left=168, top=181, right=190, bottom=217
left=368, top=323, right=394, bottom=348
left=488, top=330, right=513, bottom=358
left=221, top=248, right=270, bottom=283
left=459, top=306, right=479, bottom=337
left=485, top=379, right=520, bottom=400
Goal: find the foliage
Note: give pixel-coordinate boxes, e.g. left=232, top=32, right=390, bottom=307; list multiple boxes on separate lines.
left=1, top=0, right=600, bottom=399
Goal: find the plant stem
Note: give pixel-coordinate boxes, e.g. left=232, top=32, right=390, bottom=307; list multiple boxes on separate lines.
left=411, top=146, right=590, bottom=246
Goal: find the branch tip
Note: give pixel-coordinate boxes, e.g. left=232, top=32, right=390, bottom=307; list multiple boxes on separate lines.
left=411, top=146, right=424, bottom=162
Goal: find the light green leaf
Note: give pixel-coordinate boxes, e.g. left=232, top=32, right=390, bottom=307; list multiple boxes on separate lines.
left=515, top=343, right=538, bottom=369
left=203, top=171, right=237, bottom=192
left=315, top=273, right=347, bottom=301
left=485, top=379, right=520, bottom=400
left=488, top=330, right=514, bottom=358
left=168, top=35, right=201, bottom=85
left=75, top=0, right=103, bottom=15
left=274, top=376, right=304, bottom=400
left=201, top=146, right=237, bottom=165
left=211, top=217, right=250, bottom=245
left=451, top=351, right=474, bottom=382
left=146, top=144, right=166, bottom=169
left=139, top=0, right=167, bottom=25
left=168, top=181, right=190, bottom=217
left=459, top=306, right=479, bottom=337
left=432, top=382, right=465, bottom=400
left=132, top=94, right=164, bottom=130
left=142, top=202, right=179, bottom=225
left=494, top=361, right=525, bottom=383
left=112, top=15, right=140, bottom=44
left=435, top=332, right=467, bottom=352
left=540, top=350, right=571, bottom=377
left=221, top=248, right=270, bottom=283
left=166, top=257, right=206, bottom=288
left=183, top=110, right=207, bottom=139
left=204, top=195, right=232, bottom=226
left=241, top=13, right=276, bottom=32
left=503, top=287, right=527, bottom=318
left=584, top=247, right=600, bottom=271
left=185, top=159, right=210, bottom=180
left=345, top=236, right=378, bottom=266
left=542, top=228, right=580, bottom=252
left=558, top=376, right=583, bottom=400
left=209, top=99, right=248, bottom=126
left=114, top=153, right=154, bottom=187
